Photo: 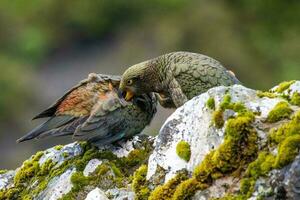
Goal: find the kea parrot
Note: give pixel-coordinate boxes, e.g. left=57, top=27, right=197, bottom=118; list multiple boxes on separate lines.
left=17, top=73, right=157, bottom=146
left=119, top=51, right=241, bottom=108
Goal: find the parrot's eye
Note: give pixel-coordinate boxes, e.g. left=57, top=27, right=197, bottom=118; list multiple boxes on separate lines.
left=127, top=79, right=133, bottom=85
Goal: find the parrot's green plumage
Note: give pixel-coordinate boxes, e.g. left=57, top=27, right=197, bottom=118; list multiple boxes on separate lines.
left=17, top=73, right=157, bottom=146
left=119, top=51, right=241, bottom=108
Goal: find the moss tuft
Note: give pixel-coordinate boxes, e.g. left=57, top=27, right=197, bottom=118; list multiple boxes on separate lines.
left=173, top=178, right=204, bottom=200
left=212, top=110, right=225, bottom=129
left=70, top=171, right=90, bottom=191
left=275, top=80, right=295, bottom=93
left=132, top=165, right=150, bottom=200
left=148, top=171, right=188, bottom=200
left=274, top=135, right=300, bottom=168
left=125, top=149, right=149, bottom=167
left=245, top=152, right=275, bottom=179
left=211, top=93, right=253, bottom=129
left=269, top=111, right=300, bottom=143
left=54, top=145, right=63, bottom=151
left=0, top=170, right=8, bottom=174
left=14, top=151, right=44, bottom=186
left=291, top=92, right=300, bottom=106
left=60, top=140, right=153, bottom=199
left=267, top=101, right=293, bottom=123
left=239, top=178, right=256, bottom=197
left=176, top=141, right=191, bottom=162
left=206, top=97, right=215, bottom=110
left=219, top=94, right=232, bottom=110
left=257, top=91, right=277, bottom=98
left=195, top=112, right=257, bottom=185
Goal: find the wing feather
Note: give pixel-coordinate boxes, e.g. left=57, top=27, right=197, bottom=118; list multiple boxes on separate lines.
left=18, top=73, right=122, bottom=143
left=73, top=88, right=127, bottom=142
left=17, top=115, right=76, bottom=143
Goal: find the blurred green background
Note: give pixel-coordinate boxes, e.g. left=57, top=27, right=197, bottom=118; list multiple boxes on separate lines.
left=0, top=0, right=299, bottom=169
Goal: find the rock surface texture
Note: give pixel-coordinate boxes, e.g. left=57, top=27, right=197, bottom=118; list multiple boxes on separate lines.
left=1, top=80, right=300, bottom=200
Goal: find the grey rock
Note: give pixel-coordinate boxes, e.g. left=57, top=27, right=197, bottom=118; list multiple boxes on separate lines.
left=0, top=170, right=15, bottom=190
left=85, top=187, right=109, bottom=200
left=36, top=168, right=76, bottom=200
left=83, top=159, right=102, bottom=177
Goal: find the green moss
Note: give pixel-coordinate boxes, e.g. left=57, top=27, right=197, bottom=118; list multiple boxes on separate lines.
left=212, top=94, right=253, bottom=129
left=291, top=92, right=300, bottom=106
left=54, top=145, right=63, bottom=151
left=148, top=171, right=188, bottom=200
left=70, top=172, right=90, bottom=191
left=0, top=169, right=8, bottom=174
left=269, top=111, right=300, bottom=143
left=275, top=80, right=295, bottom=93
left=14, top=151, right=44, bottom=186
left=206, top=97, right=215, bottom=110
left=0, top=151, right=63, bottom=199
left=110, top=162, right=123, bottom=178
left=39, top=159, right=57, bottom=176
left=1, top=139, right=153, bottom=200
left=176, top=141, right=191, bottom=162
left=227, top=111, right=300, bottom=199
left=195, top=94, right=258, bottom=197
left=213, top=110, right=225, bottom=129
left=267, top=101, right=293, bottom=123
left=132, top=165, right=150, bottom=200
left=59, top=171, right=91, bottom=200
left=257, top=91, right=277, bottom=98
left=245, top=152, right=275, bottom=179
left=240, top=178, right=256, bottom=197
left=173, top=178, right=204, bottom=200
left=274, top=135, right=300, bottom=168
left=219, top=94, right=232, bottom=110
left=0, top=188, right=20, bottom=200
left=60, top=140, right=153, bottom=199
left=62, top=152, right=69, bottom=158
left=125, top=149, right=149, bottom=167
left=194, top=112, right=257, bottom=184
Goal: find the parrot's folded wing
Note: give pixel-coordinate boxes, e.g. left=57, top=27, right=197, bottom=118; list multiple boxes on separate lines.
left=73, top=89, right=128, bottom=144
left=36, top=117, right=88, bottom=139
left=32, top=73, right=121, bottom=120
left=32, top=79, right=90, bottom=120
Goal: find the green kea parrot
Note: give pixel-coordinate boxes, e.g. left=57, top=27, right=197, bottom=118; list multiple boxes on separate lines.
left=17, top=73, right=157, bottom=146
left=119, top=51, right=241, bottom=108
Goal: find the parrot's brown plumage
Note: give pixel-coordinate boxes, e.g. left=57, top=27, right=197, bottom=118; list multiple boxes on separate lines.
left=17, top=73, right=157, bottom=146
left=119, top=51, right=241, bottom=108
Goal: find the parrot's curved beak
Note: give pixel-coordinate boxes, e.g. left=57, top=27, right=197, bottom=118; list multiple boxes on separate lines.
left=118, top=87, right=135, bottom=101
left=124, top=90, right=134, bottom=101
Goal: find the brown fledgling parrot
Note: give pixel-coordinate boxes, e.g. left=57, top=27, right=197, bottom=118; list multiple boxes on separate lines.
left=119, top=51, right=241, bottom=108
left=17, top=73, right=157, bottom=146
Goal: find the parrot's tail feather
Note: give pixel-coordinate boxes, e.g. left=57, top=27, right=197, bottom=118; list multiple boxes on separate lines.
left=32, top=106, right=57, bottom=120
left=37, top=130, right=73, bottom=139
left=17, top=116, right=76, bottom=143
left=36, top=117, right=88, bottom=139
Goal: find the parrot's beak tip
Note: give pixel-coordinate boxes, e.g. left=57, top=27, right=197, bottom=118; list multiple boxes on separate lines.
left=117, top=89, right=134, bottom=102
left=124, top=90, right=134, bottom=101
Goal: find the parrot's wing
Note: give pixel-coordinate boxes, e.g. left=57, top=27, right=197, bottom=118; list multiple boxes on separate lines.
left=35, top=117, right=88, bottom=139
left=17, top=73, right=122, bottom=143
left=32, top=73, right=121, bottom=119
left=73, top=87, right=129, bottom=143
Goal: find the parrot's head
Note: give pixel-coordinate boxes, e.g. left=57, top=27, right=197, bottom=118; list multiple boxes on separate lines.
left=119, top=61, right=160, bottom=101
